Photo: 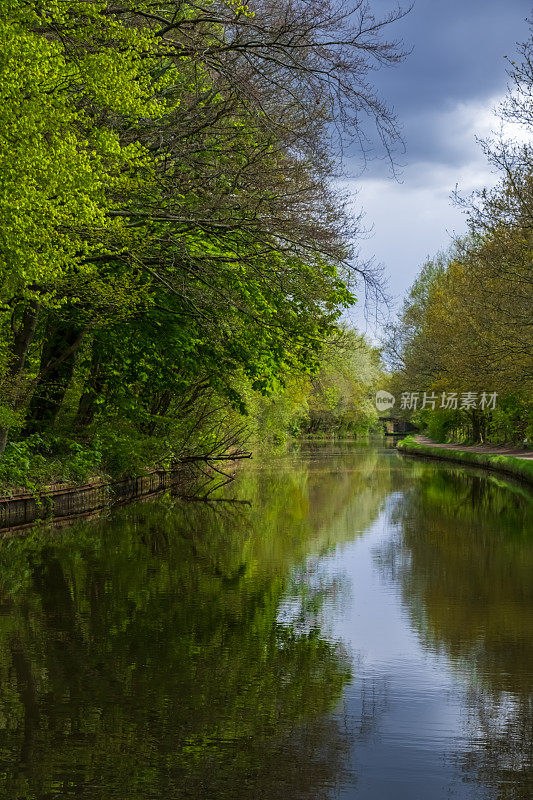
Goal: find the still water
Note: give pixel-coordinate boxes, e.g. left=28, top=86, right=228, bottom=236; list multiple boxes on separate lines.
left=0, top=441, right=531, bottom=799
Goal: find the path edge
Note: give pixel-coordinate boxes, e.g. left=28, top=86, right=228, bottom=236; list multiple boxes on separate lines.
left=396, top=436, right=533, bottom=487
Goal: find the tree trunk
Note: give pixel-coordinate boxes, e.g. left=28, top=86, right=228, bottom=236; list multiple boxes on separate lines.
left=145, top=390, right=172, bottom=434
left=0, top=301, right=39, bottom=454
left=26, top=320, right=84, bottom=432
left=74, top=345, right=105, bottom=428
left=471, top=409, right=483, bottom=443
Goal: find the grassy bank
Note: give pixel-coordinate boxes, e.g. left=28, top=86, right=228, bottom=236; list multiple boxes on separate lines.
left=397, top=436, right=533, bottom=486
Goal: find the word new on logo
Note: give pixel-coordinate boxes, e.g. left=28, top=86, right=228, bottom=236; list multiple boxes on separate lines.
left=375, top=391, right=395, bottom=412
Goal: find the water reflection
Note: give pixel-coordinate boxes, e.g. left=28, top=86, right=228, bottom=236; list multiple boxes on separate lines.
left=0, top=443, right=530, bottom=799
left=0, top=444, right=395, bottom=799
left=382, top=466, right=533, bottom=799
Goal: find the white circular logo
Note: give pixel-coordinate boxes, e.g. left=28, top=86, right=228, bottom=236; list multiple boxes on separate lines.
left=375, top=390, right=395, bottom=412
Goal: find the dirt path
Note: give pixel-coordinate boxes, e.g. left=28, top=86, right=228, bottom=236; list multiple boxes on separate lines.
left=415, top=435, right=533, bottom=460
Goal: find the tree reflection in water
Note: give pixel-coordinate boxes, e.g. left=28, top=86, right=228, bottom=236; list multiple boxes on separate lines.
left=5, top=446, right=526, bottom=799
left=0, top=445, right=395, bottom=800
left=379, top=467, right=533, bottom=799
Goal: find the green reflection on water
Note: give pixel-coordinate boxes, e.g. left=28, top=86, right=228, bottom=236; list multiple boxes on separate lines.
left=385, top=465, right=533, bottom=798
left=0, top=443, right=530, bottom=799
left=0, top=445, right=396, bottom=799
left=390, top=468, right=533, bottom=687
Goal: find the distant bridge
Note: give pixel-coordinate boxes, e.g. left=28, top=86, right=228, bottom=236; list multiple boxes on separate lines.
left=379, top=416, right=418, bottom=436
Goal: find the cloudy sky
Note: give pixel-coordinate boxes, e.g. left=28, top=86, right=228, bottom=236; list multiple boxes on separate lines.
left=345, top=0, right=531, bottom=331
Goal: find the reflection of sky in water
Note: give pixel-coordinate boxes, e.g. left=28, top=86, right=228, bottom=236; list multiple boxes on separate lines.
left=0, top=445, right=529, bottom=799
left=281, top=492, right=501, bottom=799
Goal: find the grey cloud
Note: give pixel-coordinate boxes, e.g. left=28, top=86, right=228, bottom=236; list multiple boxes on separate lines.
left=341, top=0, right=531, bottom=330
left=350, top=0, right=531, bottom=170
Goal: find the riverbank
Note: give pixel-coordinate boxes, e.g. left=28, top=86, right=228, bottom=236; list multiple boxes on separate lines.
left=0, top=466, right=199, bottom=532
left=397, top=435, right=533, bottom=486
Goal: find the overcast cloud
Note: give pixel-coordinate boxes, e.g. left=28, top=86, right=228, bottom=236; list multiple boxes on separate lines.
left=345, top=0, right=532, bottom=331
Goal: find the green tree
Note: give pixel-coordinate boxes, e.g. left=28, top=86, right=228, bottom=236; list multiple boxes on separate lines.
left=0, top=1, right=406, bottom=482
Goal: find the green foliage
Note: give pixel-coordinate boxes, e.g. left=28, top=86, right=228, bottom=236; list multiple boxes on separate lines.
left=301, top=329, right=382, bottom=437
left=0, top=433, right=103, bottom=490
left=386, top=31, right=533, bottom=446
left=0, top=436, right=49, bottom=491
left=0, top=1, right=400, bottom=485
left=387, top=234, right=532, bottom=444
left=0, top=0, right=157, bottom=306
left=225, top=328, right=384, bottom=446
left=419, top=409, right=459, bottom=443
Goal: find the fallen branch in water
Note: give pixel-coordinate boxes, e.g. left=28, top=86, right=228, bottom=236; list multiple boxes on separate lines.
left=178, top=452, right=251, bottom=463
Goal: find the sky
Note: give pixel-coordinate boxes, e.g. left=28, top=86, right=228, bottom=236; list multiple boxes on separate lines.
left=344, top=0, right=532, bottom=333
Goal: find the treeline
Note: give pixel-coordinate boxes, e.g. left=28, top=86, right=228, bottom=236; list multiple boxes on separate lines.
left=386, top=31, right=533, bottom=445
left=244, top=328, right=383, bottom=441
left=0, top=1, right=401, bottom=487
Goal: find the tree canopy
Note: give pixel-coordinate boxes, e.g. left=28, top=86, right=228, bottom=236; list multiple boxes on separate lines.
left=384, top=28, right=533, bottom=444
left=0, top=0, right=405, bottom=482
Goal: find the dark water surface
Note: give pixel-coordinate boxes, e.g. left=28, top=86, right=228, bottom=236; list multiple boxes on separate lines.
left=0, top=442, right=532, bottom=799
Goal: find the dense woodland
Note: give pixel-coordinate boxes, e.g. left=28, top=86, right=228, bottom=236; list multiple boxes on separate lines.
left=0, top=0, right=402, bottom=488
left=385, top=31, right=533, bottom=445
left=1, top=2, right=531, bottom=491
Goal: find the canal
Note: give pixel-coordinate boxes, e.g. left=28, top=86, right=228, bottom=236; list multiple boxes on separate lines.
left=0, top=441, right=531, bottom=798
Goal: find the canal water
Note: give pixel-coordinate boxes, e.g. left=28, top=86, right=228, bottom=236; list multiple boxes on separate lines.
left=0, top=441, right=531, bottom=799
